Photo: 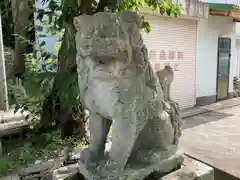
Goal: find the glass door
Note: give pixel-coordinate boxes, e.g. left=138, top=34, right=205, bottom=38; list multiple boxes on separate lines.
left=217, top=38, right=231, bottom=100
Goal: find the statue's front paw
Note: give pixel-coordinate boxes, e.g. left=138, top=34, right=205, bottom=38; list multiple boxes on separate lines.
left=79, top=148, right=90, bottom=164
left=97, top=160, right=121, bottom=180
left=79, top=148, right=98, bottom=169
left=134, top=150, right=162, bottom=164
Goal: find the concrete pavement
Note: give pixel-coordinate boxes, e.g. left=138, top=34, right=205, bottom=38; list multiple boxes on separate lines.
left=181, top=104, right=240, bottom=180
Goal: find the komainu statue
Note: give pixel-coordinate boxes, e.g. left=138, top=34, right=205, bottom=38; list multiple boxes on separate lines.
left=73, top=11, right=183, bottom=180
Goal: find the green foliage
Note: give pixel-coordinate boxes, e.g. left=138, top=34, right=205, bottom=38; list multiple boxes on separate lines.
left=0, top=155, right=17, bottom=176
left=8, top=37, right=59, bottom=121
left=233, top=89, right=240, bottom=97
left=119, top=0, right=181, bottom=16
left=143, top=21, right=150, bottom=33
left=45, top=131, right=85, bottom=150
left=18, top=143, right=36, bottom=164
left=233, top=77, right=240, bottom=97
left=37, top=0, right=181, bottom=33
left=118, top=0, right=181, bottom=32
left=0, top=142, right=36, bottom=176
left=0, top=131, right=85, bottom=176
left=10, top=71, right=79, bottom=124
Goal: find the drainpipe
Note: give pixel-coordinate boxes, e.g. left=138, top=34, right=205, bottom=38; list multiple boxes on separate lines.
left=0, top=9, right=9, bottom=111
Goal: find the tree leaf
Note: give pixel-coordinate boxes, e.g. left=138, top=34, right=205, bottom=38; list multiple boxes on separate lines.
left=143, top=21, right=150, bottom=33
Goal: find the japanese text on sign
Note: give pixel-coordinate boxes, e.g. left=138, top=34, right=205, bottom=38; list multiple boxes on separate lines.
left=149, top=50, right=184, bottom=60
left=148, top=49, right=184, bottom=72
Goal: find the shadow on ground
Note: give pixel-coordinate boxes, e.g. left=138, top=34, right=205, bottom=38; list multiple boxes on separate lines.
left=214, top=168, right=240, bottom=180
left=182, top=110, right=234, bottom=130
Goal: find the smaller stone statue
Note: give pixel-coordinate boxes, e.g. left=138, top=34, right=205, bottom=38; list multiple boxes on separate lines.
left=156, top=65, right=182, bottom=143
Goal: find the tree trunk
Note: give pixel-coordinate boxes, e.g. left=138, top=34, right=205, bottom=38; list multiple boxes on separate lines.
left=11, top=0, right=30, bottom=78
left=40, top=0, right=94, bottom=138
left=58, top=23, right=77, bottom=72
left=40, top=22, right=80, bottom=138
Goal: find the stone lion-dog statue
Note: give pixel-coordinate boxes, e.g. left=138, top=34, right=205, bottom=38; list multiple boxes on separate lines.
left=73, top=11, right=183, bottom=180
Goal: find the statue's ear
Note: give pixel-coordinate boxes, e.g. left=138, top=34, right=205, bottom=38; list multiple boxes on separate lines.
left=163, top=77, right=169, bottom=87
left=119, top=12, right=143, bottom=28
left=131, top=13, right=143, bottom=28
left=138, top=16, right=144, bottom=28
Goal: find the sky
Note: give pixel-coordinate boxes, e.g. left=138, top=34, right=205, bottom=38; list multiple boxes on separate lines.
left=35, top=0, right=62, bottom=56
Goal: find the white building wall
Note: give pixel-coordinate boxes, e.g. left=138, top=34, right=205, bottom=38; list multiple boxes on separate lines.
left=142, top=15, right=197, bottom=109
left=236, top=38, right=240, bottom=77
left=236, top=23, right=240, bottom=35
left=196, top=15, right=236, bottom=98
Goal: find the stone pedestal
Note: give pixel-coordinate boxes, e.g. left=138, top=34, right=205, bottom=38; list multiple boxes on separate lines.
left=52, top=155, right=213, bottom=180
left=160, top=155, right=214, bottom=180
left=1, top=175, right=20, bottom=180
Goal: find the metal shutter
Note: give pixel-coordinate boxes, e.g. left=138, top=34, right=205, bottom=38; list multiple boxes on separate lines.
left=142, top=15, right=197, bottom=109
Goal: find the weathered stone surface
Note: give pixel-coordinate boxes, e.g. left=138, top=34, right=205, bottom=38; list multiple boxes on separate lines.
left=160, top=155, right=214, bottom=180
left=18, top=157, right=64, bottom=180
left=53, top=153, right=183, bottom=180
left=0, top=109, right=27, bottom=123
left=53, top=154, right=214, bottom=180
left=53, top=164, right=79, bottom=180
left=0, top=109, right=30, bottom=138
left=0, top=120, right=28, bottom=136
left=0, top=110, right=30, bottom=156
left=1, top=175, right=20, bottom=180
left=73, top=11, right=183, bottom=179
left=82, top=153, right=183, bottom=180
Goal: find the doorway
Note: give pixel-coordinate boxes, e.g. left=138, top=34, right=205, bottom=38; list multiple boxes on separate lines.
left=216, top=38, right=231, bottom=101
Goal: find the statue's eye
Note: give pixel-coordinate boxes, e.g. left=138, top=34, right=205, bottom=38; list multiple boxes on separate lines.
left=97, top=57, right=106, bottom=64
left=99, top=59, right=104, bottom=64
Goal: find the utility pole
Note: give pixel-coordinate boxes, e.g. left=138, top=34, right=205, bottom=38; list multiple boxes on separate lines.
left=0, top=9, right=9, bottom=111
